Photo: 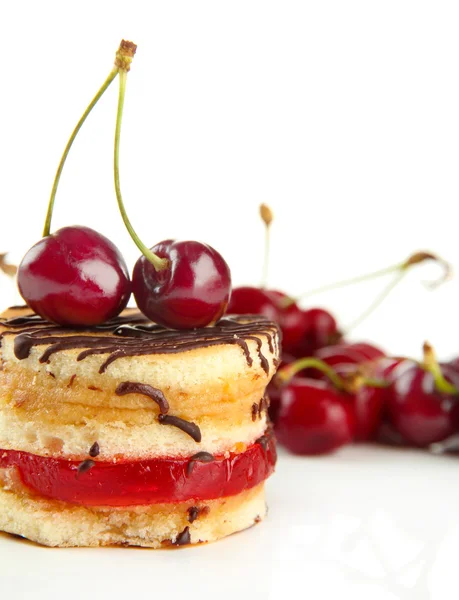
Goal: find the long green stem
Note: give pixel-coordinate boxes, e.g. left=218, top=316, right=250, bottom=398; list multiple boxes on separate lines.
left=276, top=357, right=347, bottom=390
left=43, top=68, right=118, bottom=237
left=344, top=270, right=406, bottom=334
left=423, top=342, right=459, bottom=396
left=282, top=251, right=451, bottom=309
left=292, top=263, right=401, bottom=301
left=114, top=70, right=169, bottom=271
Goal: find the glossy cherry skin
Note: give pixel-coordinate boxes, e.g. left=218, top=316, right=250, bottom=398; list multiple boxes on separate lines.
left=354, top=385, right=386, bottom=441
left=305, top=341, right=386, bottom=382
left=315, top=341, right=385, bottom=367
left=227, top=286, right=280, bottom=321
left=387, top=360, right=459, bottom=446
left=132, top=240, right=231, bottom=329
left=354, top=357, right=405, bottom=442
left=367, top=357, right=408, bottom=445
left=265, top=290, right=308, bottom=351
left=292, top=308, right=342, bottom=357
left=228, top=287, right=306, bottom=351
left=276, top=378, right=355, bottom=455
left=17, top=226, right=131, bottom=326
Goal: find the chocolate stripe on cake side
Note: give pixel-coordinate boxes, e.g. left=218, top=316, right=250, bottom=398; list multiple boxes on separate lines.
left=115, top=382, right=170, bottom=414
left=1, top=312, right=279, bottom=374
left=158, top=415, right=201, bottom=442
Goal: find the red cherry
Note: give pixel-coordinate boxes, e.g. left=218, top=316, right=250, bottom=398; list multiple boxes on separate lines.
left=132, top=240, right=231, bottom=329
left=353, top=384, right=386, bottom=441
left=347, top=343, right=386, bottom=362
left=315, top=342, right=385, bottom=369
left=276, top=378, right=355, bottom=455
left=305, top=341, right=385, bottom=382
left=17, top=226, right=131, bottom=326
left=228, top=287, right=306, bottom=351
left=227, top=286, right=280, bottom=321
left=363, top=357, right=407, bottom=445
left=354, top=356, right=406, bottom=442
left=266, top=290, right=308, bottom=352
left=292, top=308, right=342, bottom=357
left=388, top=360, right=459, bottom=446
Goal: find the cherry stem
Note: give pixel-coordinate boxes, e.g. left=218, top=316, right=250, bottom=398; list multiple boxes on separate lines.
left=283, top=251, right=451, bottom=308
left=343, top=270, right=406, bottom=334
left=260, top=204, right=273, bottom=288
left=423, top=342, right=459, bottom=396
left=42, top=68, right=118, bottom=237
left=275, top=357, right=347, bottom=391
left=114, top=60, right=169, bottom=271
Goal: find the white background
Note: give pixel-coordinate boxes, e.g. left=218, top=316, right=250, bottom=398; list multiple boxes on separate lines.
left=1, top=2, right=459, bottom=598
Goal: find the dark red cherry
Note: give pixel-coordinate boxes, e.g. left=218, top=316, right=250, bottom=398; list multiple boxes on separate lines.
left=354, top=356, right=405, bottom=441
left=305, top=341, right=385, bottom=382
left=353, top=384, right=386, bottom=441
left=227, top=286, right=280, bottom=321
left=315, top=342, right=385, bottom=369
left=448, top=357, right=459, bottom=373
left=132, top=240, right=231, bottom=329
left=347, top=343, right=386, bottom=362
left=276, top=378, right=355, bottom=455
left=292, top=308, right=342, bottom=357
left=388, top=360, right=459, bottom=446
left=228, top=287, right=306, bottom=351
left=364, top=357, right=407, bottom=445
left=17, top=226, right=131, bottom=326
left=266, top=290, right=308, bottom=351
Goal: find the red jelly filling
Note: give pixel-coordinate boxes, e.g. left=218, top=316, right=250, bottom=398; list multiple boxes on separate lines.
left=0, top=434, right=276, bottom=507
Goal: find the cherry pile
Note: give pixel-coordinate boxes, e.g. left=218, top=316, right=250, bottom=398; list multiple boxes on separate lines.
left=229, top=206, right=457, bottom=456
left=16, top=40, right=231, bottom=330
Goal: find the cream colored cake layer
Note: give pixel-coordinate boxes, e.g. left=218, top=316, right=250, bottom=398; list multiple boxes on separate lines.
left=0, top=475, right=266, bottom=548
left=0, top=407, right=268, bottom=459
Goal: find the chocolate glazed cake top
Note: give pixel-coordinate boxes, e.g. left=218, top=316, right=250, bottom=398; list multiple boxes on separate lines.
left=0, top=310, right=280, bottom=375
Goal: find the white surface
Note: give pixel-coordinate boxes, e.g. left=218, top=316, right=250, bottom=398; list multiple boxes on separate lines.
left=1, top=446, right=458, bottom=600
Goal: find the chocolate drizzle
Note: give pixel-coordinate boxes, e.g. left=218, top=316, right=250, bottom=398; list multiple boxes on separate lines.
left=174, top=526, right=191, bottom=546
left=187, top=505, right=210, bottom=523
left=77, top=459, right=95, bottom=475
left=186, top=451, right=215, bottom=476
left=187, top=507, right=200, bottom=524
left=158, top=415, right=201, bottom=442
left=89, top=442, right=100, bottom=458
left=251, top=397, right=269, bottom=421
left=0, top=311, right=279, bottom=376
left=115, top=382, right=169, bottom=415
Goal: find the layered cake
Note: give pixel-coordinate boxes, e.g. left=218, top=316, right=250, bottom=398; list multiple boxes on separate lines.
left=0, top=306, right=279, bottom=547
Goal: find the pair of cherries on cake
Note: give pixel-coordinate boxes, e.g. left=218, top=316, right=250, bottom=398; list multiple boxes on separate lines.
left=18, top=227, right=231, bottom=331
left=18, top=41, right=230, bottom=332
